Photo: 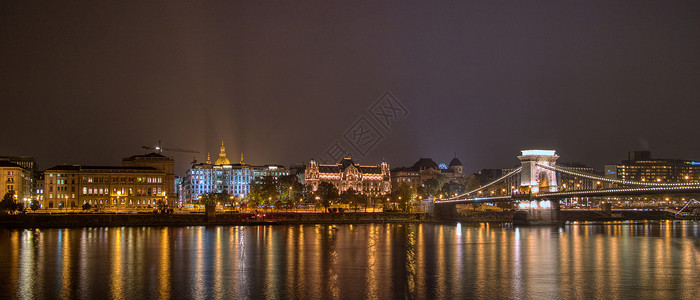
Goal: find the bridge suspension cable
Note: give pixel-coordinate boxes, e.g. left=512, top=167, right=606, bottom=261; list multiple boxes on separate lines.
left=449, top=167, right=522, bottom=200
left=536, top=163, right=700, bottom=187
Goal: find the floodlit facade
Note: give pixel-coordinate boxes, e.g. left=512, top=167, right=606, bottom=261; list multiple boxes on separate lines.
left=122, top=153, right=175, bottom=207
left=42, top=165, right=168, bottom=210
left=1, top=156, right=38, bottom=201
left=0, top=161, right=32, bottom=204
left=616, top=151, right=700, bottom=183
left=182, top=142, right=289, bottom=202
left=305, top=157, right=390, bottom=197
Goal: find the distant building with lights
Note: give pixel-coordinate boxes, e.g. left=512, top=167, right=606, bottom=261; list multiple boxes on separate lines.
left=0, top=160, right=33, bottom=204
left=391, top=157, right=466, bottom=191
left=42, top=164, right=168, bottom=210
left=615, top=151, right=700, bottom=183
left=182, top=142, right=288, bottom=202
left=556, top=162, right=598, bottom=191
left=305, top=157, right=390, bottom=197
left=1, top=155, right=38, bottom=201
left=122, top=152, right=175, bottom=207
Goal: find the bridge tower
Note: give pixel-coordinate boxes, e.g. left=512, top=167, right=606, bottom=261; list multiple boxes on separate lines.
left=515, top=150, right=563, bottom=225
left=518, top=150, right=559, bottom=193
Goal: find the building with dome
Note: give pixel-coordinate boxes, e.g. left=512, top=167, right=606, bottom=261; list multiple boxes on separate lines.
left=391, top=157, right=466, bottom=191
left=305, top=157, right=391, bottom=197
left=181, top=142, right=288, bottom=203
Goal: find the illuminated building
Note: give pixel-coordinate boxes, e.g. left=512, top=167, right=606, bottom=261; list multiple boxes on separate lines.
left=615, top=151, right=700, bottom=183
left=557, top=162, right=598, bottom=191
left=305, top=157, right=390, bottom=196
left=391, top=157, right=466, bottom=190
left=0, top=161, right=32, bottom=203
left=42, top=165, right=167, bottom=210
left=182, top=142, right=288, bottom=202
left=1, top=156, right=38, bottom=201
left=122, top=152, right=175, bottom=207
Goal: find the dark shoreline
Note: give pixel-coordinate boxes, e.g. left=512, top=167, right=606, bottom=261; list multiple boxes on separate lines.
left=1, top=210, right=697, bottom=229
left=0, top=212, right=429, bottom=229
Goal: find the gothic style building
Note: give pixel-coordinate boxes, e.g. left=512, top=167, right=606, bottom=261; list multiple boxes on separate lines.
left=305, top=157, right=391, bottom=197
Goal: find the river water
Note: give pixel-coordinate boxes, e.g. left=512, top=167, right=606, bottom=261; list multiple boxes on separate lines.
left=1, top=221, right=698, bottom=299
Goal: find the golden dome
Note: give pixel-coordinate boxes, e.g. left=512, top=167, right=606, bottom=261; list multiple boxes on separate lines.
left=215, top=141, right=230, bottom=165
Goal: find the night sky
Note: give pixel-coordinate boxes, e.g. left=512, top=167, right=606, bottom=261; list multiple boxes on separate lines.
left=2, top=1, right=700, bottom=175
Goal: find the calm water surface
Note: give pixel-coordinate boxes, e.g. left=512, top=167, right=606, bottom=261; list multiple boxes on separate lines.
left=1, top=222, right=699, bottom=299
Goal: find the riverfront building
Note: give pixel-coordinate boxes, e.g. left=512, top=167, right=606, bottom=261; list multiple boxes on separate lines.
left=42, top=165, right=168, bottom=210
left=1, top=156, right=38, bottom=202
left=305, top=157, right=390, bottom=197
left=182, top=142, right=288, bottom=202
left=122, top=152, right=176, bottom=207
left=0, top=160, right=33, bottom=204
left=557, top=162, right=599, bottom=191
left=615, top=151, right=700, bottom=184
left=391, top=157, right=466, bottom=191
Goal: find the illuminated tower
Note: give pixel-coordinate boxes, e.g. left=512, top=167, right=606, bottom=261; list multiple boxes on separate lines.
left=215, top=141, right=231, bottom=165
left=517, top=150, right=559, bottom=193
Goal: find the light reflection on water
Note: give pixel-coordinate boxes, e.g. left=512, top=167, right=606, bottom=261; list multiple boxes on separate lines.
left=0, top=222, right=699, bottom=299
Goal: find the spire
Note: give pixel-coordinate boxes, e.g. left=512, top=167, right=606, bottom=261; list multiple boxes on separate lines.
left=215, top=141, right=231, bottom=165
left=205, top=152, right=211, bottom=164
left=240, top=152, right=245, bottom=165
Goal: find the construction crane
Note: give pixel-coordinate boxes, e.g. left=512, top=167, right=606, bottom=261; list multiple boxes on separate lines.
left=142, top=140, right=199, bottom=154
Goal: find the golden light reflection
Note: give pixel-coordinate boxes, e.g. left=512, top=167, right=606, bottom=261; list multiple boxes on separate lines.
left=3, top=222, right=699, bottom=299
left=436, top=225, right=445, bottom=296
left=285, top=226, right=295, bottom=295
left=327, top=225, right=340, bottom=298
left=213, top=227, right=223, bottom=297
left=158, top=228, right=170, bottom=300
left=297, top=225, right=306, bottom=297
left=608, top=226, right=620, bottom=300
left=415, top=224, right=425, bottom=297
left=593, top=233, right=605, bottom=299
left=192, top=227, right=204, bottom=299
left=60, top=229, right=72, bottom=299
left=558, top=227, right=572, bottom=298
left=9, top=230, right=19, bottom=298
left=310, top=225, right=322, bottom=296
left=405, top=225, right=417, bottom=296
left=110, top=228, right=124, bottom=300
left=475, top=225, right=487, bottom=298
left=264, top=225, right=281, bottom=299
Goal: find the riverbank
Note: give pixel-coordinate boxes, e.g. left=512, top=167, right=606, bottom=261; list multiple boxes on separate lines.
left=0, top=212, right=429, bottom=228
left=1, top=209, right=696, bottom=228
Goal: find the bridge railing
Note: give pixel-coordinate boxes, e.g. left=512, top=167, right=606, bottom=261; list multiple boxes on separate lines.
left=537, top=164, right=700, bottom=187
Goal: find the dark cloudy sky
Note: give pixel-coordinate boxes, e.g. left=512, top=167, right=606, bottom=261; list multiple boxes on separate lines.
left=2, top=1, right=700, bottom=175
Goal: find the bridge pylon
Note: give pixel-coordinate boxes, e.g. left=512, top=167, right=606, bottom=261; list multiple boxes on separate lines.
left=518, top=150, right=559, bottom=193
left=514, top=199, right=563, bottom=225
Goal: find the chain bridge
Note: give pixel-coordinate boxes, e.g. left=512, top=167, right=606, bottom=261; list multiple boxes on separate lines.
left=433, top=150, right=700, bottom=224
